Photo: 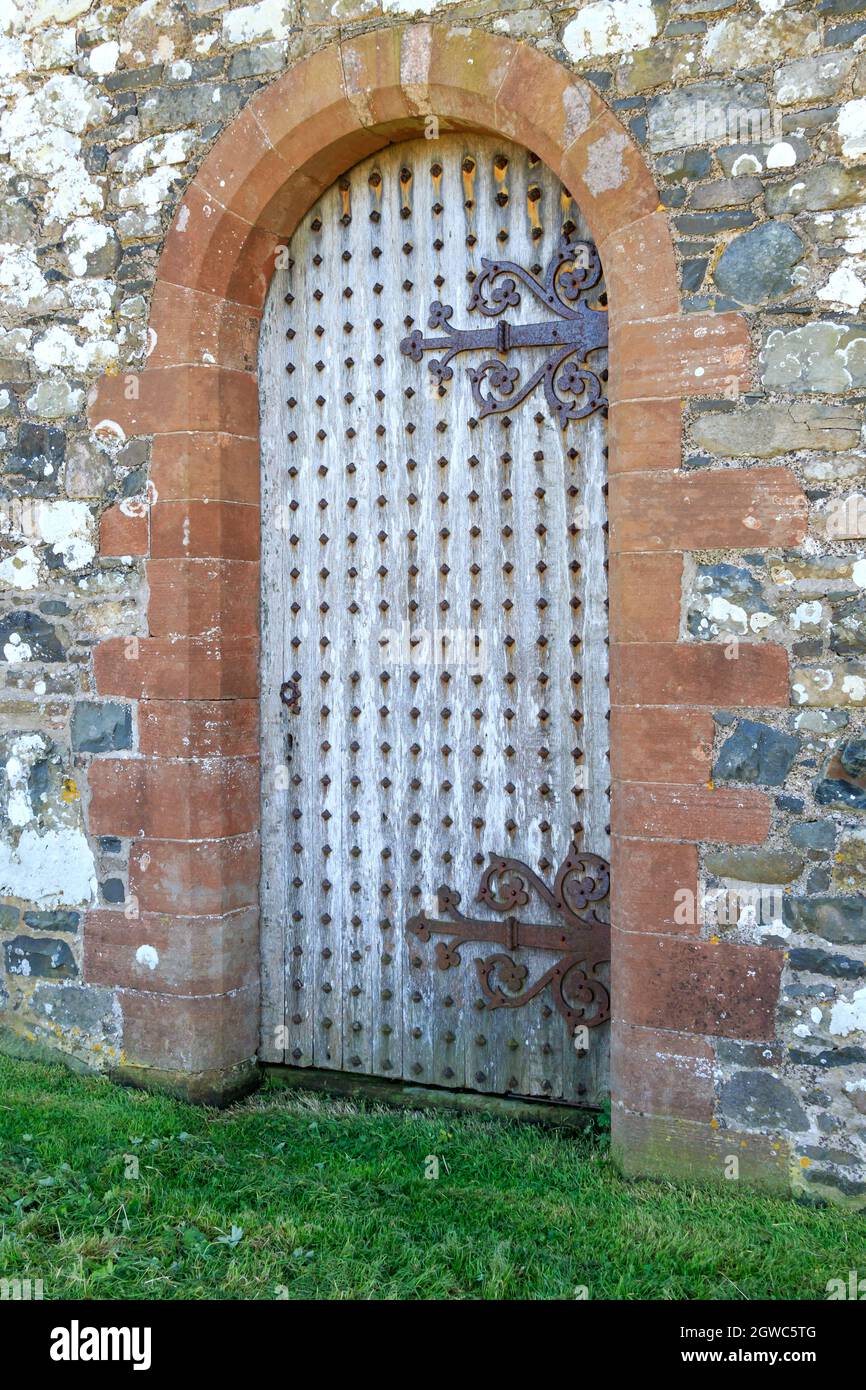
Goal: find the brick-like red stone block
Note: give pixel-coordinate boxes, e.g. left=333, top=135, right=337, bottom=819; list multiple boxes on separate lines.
left=148, top=281, right=261, bottom=373
left=612, top=782, right=772, bottom=844
left=84, top=907, right=258, bottom=994
left=611, top=837, right=699, bottom=935
left=94, top=636, right=259, bottom=700
left=600, top=212, right=679, bottom=324
left=156, top=181, right=286, bottom=308
left=88, top=365, right=258, bottom=439
left=610, top=707, right=714, bottom=784
left=610, top=642, right=789, bottom=707
left=611, top=1022, right=715, bottom=1121
left=100, top=504, right=148, bottom=557
left=608, top=397, right=682, bottom=474
left=138, top=700, right=259, bottom=758
left=614, top=932, right=783, bottom=1039
left=561, top=108, right=659, bottom=244
left=609, top=312, right=751, bottom=402
left=146, top=558, right=258, bottom=639
left=610, top=467, right=807, bottom=553
left=119, top=984, right=259, bottom=1073
left=150, top=433, right=260, bottom=505
left=88, top=756, right=259, bottom=840
left=150, top=501, right=259, bottom=561
left=129, top=834, right=260, bottom=916
left=609, top=552, right=683, bottom=643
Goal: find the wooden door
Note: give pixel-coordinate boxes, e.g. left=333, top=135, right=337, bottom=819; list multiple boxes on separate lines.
left=260, top=134, right=610, bottom=1105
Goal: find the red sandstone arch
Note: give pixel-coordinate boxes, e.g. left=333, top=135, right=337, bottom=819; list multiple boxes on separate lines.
left=85, top=25, right=806, bottom=1186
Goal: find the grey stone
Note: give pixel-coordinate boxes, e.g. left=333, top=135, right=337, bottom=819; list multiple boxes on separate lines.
left=715, top=1039, right=784, bottom=1068
left=830, top=597, right=866, bottom=657
left=22, top=910, right=80, bottom=934
left=762, top=322, right=866, bottom=395
left=62, top=225, right=120, bottom=278
left=0, top=903, right=19, bottom=931
left=71, top=701, right=132, bottom=754
left=704, top=9, right=819, bottom=72
left=681, top=257, right=708, bottom=292
left=803, top=1167, right=866, bottom=1197
left=0, top=612, right=65, bottom=663
left=100, top=878, right=124, bottom=904
left=64, top=437, right=114, bottom=499
left=138, top=81, right=243, bottom=135
left=690, top=176, right=762, bottom=210
left=714, top=719, right=800, bottom=786
left=647, top=81, right=768, bottom=154
left=719, top=1070, right=808, bottom=1132
left=29, top=982, right=119, bottom=1037
left=656, top=149, right=713, bottom=183
left=691, top=403, right=863, bottom=458
left=687, top=562, right=772, bottom=640
left=774, top=52, right=854, bottom=106
left=675, top=210, right=756, bottom=234
left=4, top=935, right=77, bottom=980
left=788, top=948, right=866, bottom=979
left=7, top=422, right=65, bottom=481
left=716, top=139, right=809, bottom=176
left=766, top=163, right=866, bottom=214
left=0, top=198, right=38, bottom=245
left=818, top=0, right=866, bottom=15
left=790, top=820, right=837, bottom=851
left=227, top=41, right=287, bottom=79
left=705, top=849, right=804, bottom=883
left=713, top=223, right=805, bottom=306
left=783, top=897, right=866, bottom=945
left=815, top=736, right=866, bottom=811
left=827, top=20, right=866, bottom=45
left=789, top=1044, right=866, bottom=1068
left=617, top=39, right=701, bottom=97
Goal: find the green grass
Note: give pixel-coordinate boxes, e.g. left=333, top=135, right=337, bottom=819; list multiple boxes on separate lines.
left=0, top=1054, right=862, bottom=1300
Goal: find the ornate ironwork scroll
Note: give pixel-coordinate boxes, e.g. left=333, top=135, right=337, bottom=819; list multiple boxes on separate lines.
left=399, top=235, right=608, bottom=427
left=405, top=845, right=610, bottom=1031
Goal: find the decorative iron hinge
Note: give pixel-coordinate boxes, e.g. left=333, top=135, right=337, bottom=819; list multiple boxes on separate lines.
left=405, top=844, right=610, bottom=1033
left=400, top=235, right=608, bottom=427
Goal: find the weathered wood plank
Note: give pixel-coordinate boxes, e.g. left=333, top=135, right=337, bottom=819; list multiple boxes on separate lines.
left=259, top=134, right=609, bottom=1103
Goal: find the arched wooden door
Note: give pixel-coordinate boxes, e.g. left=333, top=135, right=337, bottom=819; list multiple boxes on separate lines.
left=259, top=133, right=610, bottom=1105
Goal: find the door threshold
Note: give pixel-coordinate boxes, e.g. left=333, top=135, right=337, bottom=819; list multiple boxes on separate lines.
left=261, top=1064, right=601, bottom=1131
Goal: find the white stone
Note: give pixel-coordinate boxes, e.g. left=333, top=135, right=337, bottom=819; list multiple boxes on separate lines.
left=790, top=600, right=823, bottom=631
left=33, top=323, right=118, bottom=375
left=221, top=0, right=291, bottom=45
left=838, top=99, right=866, bottom=162
left=63, top=217, right=112, bottom=277
left=0, top=34, right=29, bottom=77
left=0, top=244, right=64, bottom=311
left=135, top=944, right=159, bottom=970
left=30, top=25, right=77, bottom=69
left=0, top=76, right=109, bottom=223
left=830, top=987, right=866, bottom=1038
left=30, top=0, right=94, bottom=27
left=765, top=142, right=797, bottom=170
left=818, top=259, right=866, bottom=311
left=4, top=734, right=46, bottom=826
left=0, top=544, right=40, bottom=590
left=0, top=824, right=97, bottom=907
left=32, top=499, right=96, bottom=570
left=87, top=40, right=120, bottom=75
left=563, top=0, right=656, bottom=60
left=25, top=378, right=85, bottom=418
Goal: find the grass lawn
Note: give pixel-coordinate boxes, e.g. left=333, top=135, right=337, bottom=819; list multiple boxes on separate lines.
left=0, top=1054, right=862, bottom=1300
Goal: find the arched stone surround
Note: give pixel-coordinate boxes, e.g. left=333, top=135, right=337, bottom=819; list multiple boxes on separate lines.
left=85, top=24, right=807, bottom=1185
